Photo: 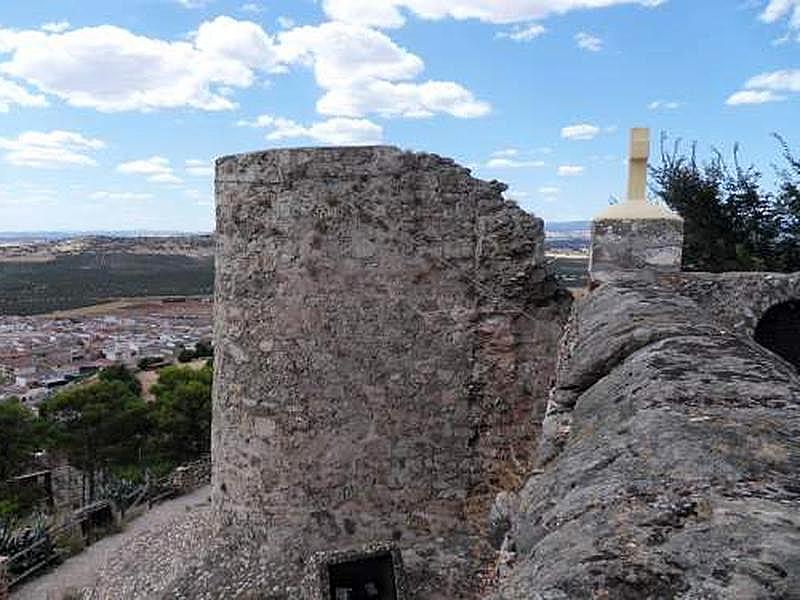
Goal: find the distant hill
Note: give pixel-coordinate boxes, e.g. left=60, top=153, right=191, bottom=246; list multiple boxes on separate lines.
left=0, top=230, right=210, bottom=241
left=544, top=220, right=591, bottom=234
left=0, top=236, right=214, bottom=316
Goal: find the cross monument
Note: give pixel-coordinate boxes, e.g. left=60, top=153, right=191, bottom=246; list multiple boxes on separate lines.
left=588, top=127, right=684, bottom=281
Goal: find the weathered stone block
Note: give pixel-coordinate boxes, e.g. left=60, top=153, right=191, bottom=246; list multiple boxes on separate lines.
left=589, top=217, right=684, bottom=281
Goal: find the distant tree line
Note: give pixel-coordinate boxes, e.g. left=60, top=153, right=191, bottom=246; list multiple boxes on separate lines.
left=650, top=134, right=800, bottom=272
left=177, top=339, right=213, bottom=363
left=0, top=362, right=212, bottom=517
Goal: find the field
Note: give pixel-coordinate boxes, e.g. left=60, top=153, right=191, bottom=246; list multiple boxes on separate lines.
left=550, top=256, right=590, bottom=289
left=0, top=252, right=214, bottom=316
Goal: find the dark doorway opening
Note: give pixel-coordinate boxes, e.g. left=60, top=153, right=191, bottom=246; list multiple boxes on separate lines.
left=328, top=552, right=398, bottom=600
left=754, top=300, right=800, bottom=370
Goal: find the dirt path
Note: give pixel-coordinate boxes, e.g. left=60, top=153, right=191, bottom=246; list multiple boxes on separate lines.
left=11, top=486, right=211, bottom=600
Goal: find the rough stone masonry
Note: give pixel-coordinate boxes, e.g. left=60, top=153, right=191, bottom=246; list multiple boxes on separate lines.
left=211, top=146, right=570, bottom=598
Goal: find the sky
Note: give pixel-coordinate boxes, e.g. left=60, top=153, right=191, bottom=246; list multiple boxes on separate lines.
left=0, top=0, right=799, bottom=232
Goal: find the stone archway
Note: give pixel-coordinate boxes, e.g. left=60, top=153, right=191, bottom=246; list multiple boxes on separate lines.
left=754, top=299, right=800, bottom=370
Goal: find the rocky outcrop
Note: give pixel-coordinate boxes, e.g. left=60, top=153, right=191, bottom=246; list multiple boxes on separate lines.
left=493, top=278, right=800, bottom=599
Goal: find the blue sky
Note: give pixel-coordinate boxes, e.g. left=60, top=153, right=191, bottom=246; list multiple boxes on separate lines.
left=0, top=0, right=798, bottom=232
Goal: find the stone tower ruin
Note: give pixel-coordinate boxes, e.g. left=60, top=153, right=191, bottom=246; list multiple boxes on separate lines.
left=80, top=134, right=800, bottom=600
left=212, top=146, right=569, bottom=598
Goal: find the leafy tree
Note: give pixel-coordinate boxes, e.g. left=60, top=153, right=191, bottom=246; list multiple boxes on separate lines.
left=651, top=135, right=798, bottom=272
left=137, top=356, right=164, bottom=370
left=40, top=381, right=151, bottom=503
left=150, top=364, right=212, bottom=465
left=0, top=399, right=42, bottom=483
left=194, top=339, right=213, bottom=358
left=177, top=347, right=196, bottom=363
left=774, top=135, right=800, bottom=270
left=0, top=399, right=50, bottom=516
left=98, top=363, right=142, bottom=395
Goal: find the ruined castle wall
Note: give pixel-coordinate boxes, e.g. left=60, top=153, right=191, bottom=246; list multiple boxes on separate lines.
left=212, top=146, right=569, bottom=598
left=672, top=271, right=800, bottom=337
left=493, top=279, right=800, bottom=599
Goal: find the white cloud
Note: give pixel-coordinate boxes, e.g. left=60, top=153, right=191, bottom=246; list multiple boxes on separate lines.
left=484, top=147, right=548, bottom=168
left=317, top=79, right=490, bottom=118
left=0, top=17, right=489, bottom=122
left=118, top=156, right=171, bottom=175
left=176, top=0, right=209, bottom=7
left=0, top=130, right=104, bottom=168
left=0, top=184, right=58, bottom=206
left=558, top=165, right=584, bottom=176
left=193, top=15, right=277, bottom=72
left=0, top=17, right=282, bottom=112
left=184, top=188, right=213, bottom=208
left=322, top=0, right=666, bottom=28
left=746, top=69, right=800, bottom=92
left=118, top=156, right=184, bottom=184
left=486, top=157, right=545, bottom=169
left=0, top=77, right=48, bottom=112
left=276, top=21, right=490, bottom=119
left=575, top=32, right=603, bottom=52
left=727, top=69, right=800, bottom=105
left=41, top=22, right=71, bottom=34
left=90, top=191, right=155, bottom=201
left=237, top=114, right=277, bottom=128
left=505, top=188, right=530, bottom=199
left=760, top=0, right=800, bottom=29
left=277, top=17, right=296, bottom=29
left=277, top=22, right=424, bottom=89
left=561, top=123, right=600, bottom=140
left=185, top=159, right=215, bottom=177
left=648, top=99, right=681, bottom=110
left=491, top=148, right=519, bottom=158
left=726, top=90, right=785, bottom=105
left=539, top=186, right=561, bottom=195
left=497, top=24, right=547, bottom=41
left=240, top=114, right=384, bottom=145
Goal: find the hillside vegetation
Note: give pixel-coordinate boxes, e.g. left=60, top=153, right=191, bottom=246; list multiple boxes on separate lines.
left=0, top=237, right=214, bottom=315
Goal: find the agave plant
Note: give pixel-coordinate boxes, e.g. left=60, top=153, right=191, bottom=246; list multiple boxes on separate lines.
left=0, top=516, right=18, bottom=556
left=96, top=474, right=150, bottom=513
left=1, top=512, right=55, bottom=581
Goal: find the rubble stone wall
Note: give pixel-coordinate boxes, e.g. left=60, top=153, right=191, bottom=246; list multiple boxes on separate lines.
left=672, top=271, right=800, bottom=337
left=589, top=218, right=683, bottom=279
left=212, top=146, right=570, bottom=598
left=168, top=455, right=212, bottom=495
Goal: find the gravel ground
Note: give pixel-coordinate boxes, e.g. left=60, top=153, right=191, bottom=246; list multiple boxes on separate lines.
left=11, top=486, right=212, bottom=600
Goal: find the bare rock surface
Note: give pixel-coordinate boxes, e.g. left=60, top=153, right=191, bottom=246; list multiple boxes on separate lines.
left=493, top=280, right=800, bottom=599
